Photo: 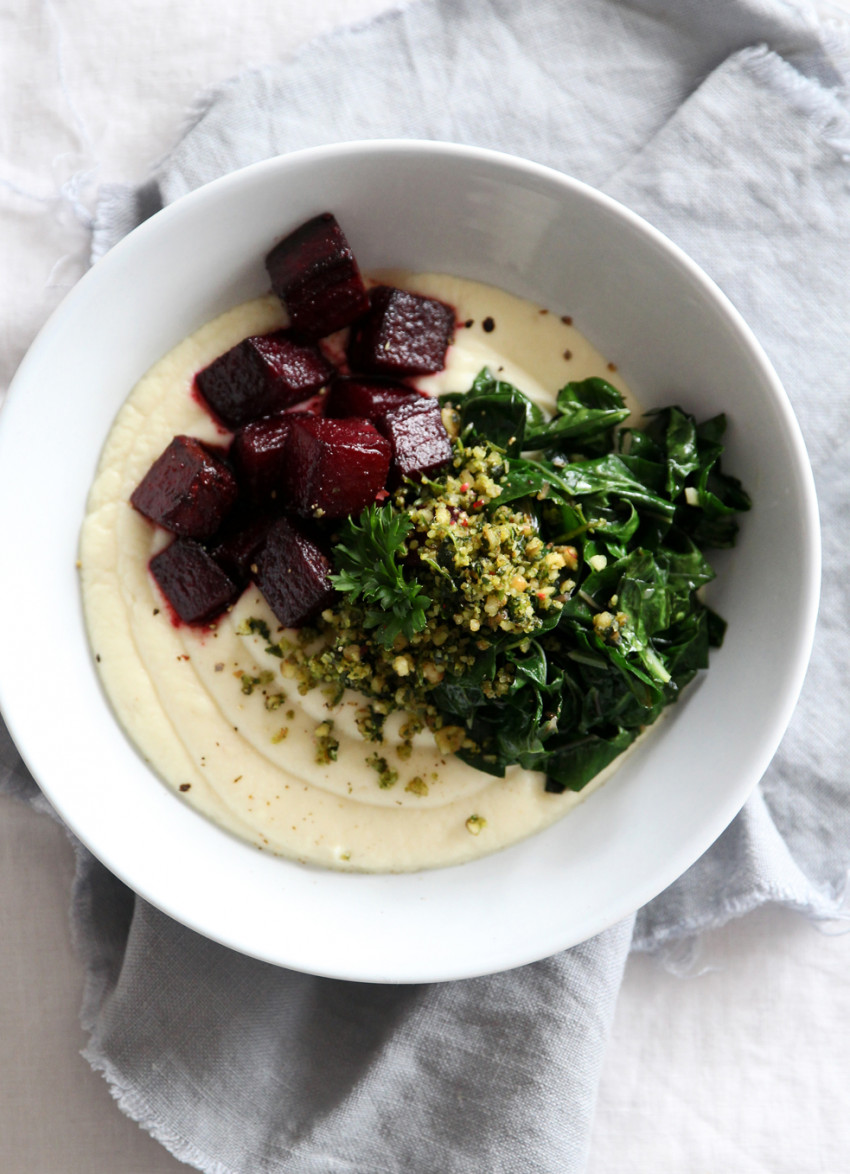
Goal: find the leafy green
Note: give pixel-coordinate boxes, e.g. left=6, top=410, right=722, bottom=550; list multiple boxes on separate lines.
left=442, top=367, right=546, bottom=454
left=329, top=503, right=431, bottom=648
left=331, top=369, right=750, bottom=794
left=443, top=368, right=631, bottom=456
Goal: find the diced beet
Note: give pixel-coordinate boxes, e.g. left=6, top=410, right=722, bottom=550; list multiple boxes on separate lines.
left=253, top=516, right=335, bottom=628
left=347, top=286, right=455, bottom=376
left=265, top=213, right=369, bottom=339
left=150, top=538, right=240, bottom=625
left=285, top=416, right=391, bottom=519
left=231, top=414, right=300, bottom=502
left=130, top=435, right=238, bottom=538
left=375, top=396, right=452, bottom=483
left=324, top=376, right=419, bottom=420
left=209, top=509, right=276, bottom=586
left=195, top=331, right=335, bottom=428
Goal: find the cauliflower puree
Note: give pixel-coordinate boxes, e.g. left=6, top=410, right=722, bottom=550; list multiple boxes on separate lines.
left=80, top=274, right=637, bottom=872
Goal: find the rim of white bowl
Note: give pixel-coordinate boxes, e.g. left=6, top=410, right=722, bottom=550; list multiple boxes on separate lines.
left=0, top=140, right=821, bottom=982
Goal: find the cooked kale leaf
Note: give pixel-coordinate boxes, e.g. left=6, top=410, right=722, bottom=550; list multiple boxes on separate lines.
left=328, top=369, right=750, bottom=794
left=430, top=370, right=750, bottom=792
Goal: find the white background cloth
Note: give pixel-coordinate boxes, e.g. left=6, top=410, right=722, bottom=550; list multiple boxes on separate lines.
left=2, top=1, right=850, bottom=1171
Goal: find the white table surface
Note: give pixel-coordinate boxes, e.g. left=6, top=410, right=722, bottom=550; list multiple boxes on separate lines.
left=2, top=2, right=849, bottom=1171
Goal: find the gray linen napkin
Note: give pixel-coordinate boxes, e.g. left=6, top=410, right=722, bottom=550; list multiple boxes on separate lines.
left=3, top=1, right=850, bottom=1171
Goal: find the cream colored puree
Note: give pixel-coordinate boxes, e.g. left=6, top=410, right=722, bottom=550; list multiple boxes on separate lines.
left=80, top=273, right=637, bottom=872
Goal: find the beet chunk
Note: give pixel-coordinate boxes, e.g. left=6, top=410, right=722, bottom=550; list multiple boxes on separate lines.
left=265, top=213, right=369, bottom=339
left=253, top=517, right=335, bottom=628
left=130, top=435, right=238, bottom=538
left=347, top=286, right=455, bottom=376
left=376, top=397, right=452, bottom=483
left=285, top=416, right=391, bottom=519
left=324, top=376, right=419, bottom=421
left=195, top=331, right=334, bottom=428
left=209, top=509, right=276, bottom=586
left=231, top=414, right=301, bottom=502
left=150, top=538, right=240, bottom=625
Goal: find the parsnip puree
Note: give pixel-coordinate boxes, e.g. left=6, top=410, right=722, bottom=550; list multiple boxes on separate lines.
left=80, top=274, right=636, bottom=872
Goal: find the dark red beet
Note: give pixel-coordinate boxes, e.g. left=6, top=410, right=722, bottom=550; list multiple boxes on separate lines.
left=253, top=516, right=335, bottom=628
left=347, top=286, right=455, bottom=376
left=209, top=509, right=276, bottom=586
left=285, top=416, right=391, bottom=518
left=130, top=435, right=238, bottom=538
left=150, top=538, right=240, bottom=625
left=324, top=376, right=419, bottom=420
left=195, top=331, right=335, bottom=428
left=265, top=213, right=369, bottom=339
left=375, top=396, right=452, bottom=483
left=231, top=413, right=301, bottom=502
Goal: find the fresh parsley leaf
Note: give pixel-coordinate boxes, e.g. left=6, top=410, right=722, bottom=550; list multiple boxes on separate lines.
left=330, top=502, right=431, bottom=648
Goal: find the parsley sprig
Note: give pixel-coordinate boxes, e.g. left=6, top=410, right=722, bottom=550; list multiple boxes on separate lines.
left=330, top=502, right=431, bottom=648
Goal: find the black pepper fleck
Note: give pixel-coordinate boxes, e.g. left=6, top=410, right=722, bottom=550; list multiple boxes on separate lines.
left=482, top=316, right=495, bottom=333
left=464, top=318, right=474, bottom=328
left=179, top=783, right=191, bottom=792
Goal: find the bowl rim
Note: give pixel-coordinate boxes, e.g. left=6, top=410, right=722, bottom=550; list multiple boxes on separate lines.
left=0, top=139, right=821, bottom=982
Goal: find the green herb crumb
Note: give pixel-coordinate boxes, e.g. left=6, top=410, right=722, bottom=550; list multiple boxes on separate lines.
left=314, top=721, right=339, bottom=764
left=366, top=753, right=398, bottom=789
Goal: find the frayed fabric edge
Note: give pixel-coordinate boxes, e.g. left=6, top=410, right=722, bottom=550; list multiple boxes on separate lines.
left=143, top=0, right=423, bottom=198
left=818, top=6, right=850, bottom=81
left=632, top=870, right=850, bottom=963
left=82, top=1048, right=237, bottom=1174
left=82, top=1044, right=402, bottom=1174
left=737, top=42, right=850, bottom=155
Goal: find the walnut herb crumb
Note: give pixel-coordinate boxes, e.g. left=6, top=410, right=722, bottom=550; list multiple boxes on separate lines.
left=366, top=753, right=398, bottom=789
left=355, top=706, right=386, bottom=742
left=276, top=437, right=578, bottom=745
left=314, top=721, right=339, bottom=764
left=465, top=814, right=486, bottom=835
left=236, top=616, right=272, bottom=642
left=240, top=670, right=275, bottom=696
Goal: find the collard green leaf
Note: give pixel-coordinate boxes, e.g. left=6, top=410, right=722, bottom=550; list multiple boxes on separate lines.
left=448, top=368, right=546, bottom=453
left=525, top=377, right=630, bottom=449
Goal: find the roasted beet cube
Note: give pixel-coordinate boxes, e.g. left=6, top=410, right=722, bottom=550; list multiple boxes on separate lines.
left=324, top=376, right=419, bottom=420
left=285, top=416, right=391, bottom=519
left=253, top=517, right=335, bottom=628
left=130, top=435, right=238, bottom=538
left=209, top=509, right=276, bottom=586
left=265, top=213, right=369, bottom=339
left=195, top=331, right=334, bottom=428
left=231, top=414, right=299, bottom=502
left=150, top=538, right=240, bottom=625
left=347, top=286, right=455, bottom=376
left=376, top=397, right=452, bottom=483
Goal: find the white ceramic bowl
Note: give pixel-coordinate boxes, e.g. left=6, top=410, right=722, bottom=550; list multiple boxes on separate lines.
left=0, top=141, right=819, bottom=982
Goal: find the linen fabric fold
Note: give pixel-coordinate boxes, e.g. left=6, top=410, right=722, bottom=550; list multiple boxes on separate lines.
left=3, top=1, right=850, bottom=1171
